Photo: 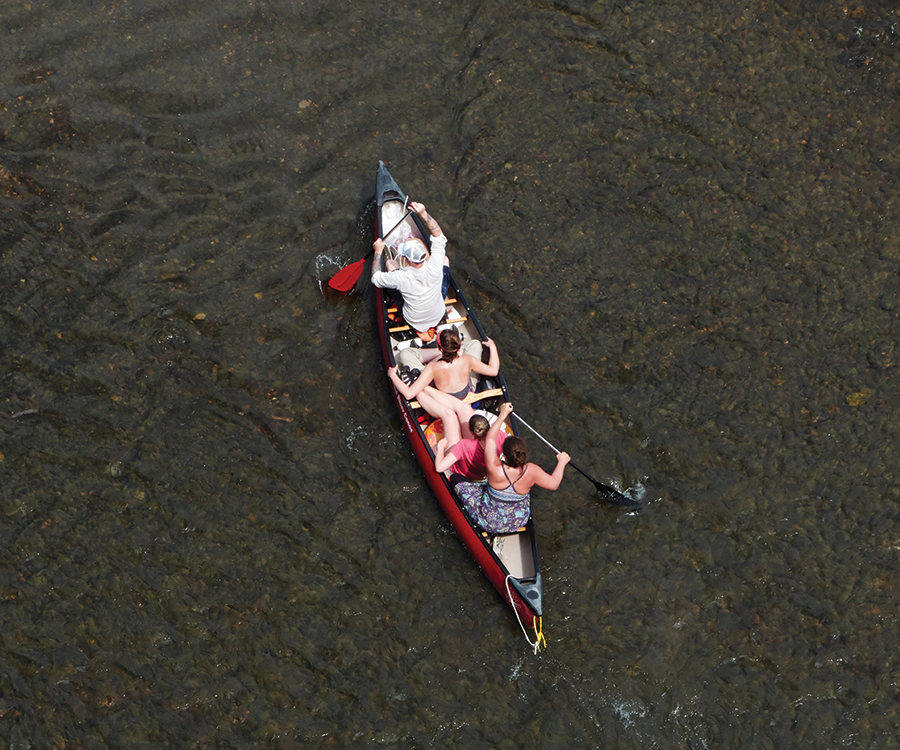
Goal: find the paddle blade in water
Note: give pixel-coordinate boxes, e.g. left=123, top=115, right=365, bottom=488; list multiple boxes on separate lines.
left=597, top=484, right=640, bottom=509
left=328, top=257, right=366, bottom=292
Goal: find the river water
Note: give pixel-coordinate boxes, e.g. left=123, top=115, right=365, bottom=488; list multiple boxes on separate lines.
left=2, top=0, right=899, bottom=747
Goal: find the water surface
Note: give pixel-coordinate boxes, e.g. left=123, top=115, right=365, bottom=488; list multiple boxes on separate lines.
left=2, top=0, right=899, bottom=747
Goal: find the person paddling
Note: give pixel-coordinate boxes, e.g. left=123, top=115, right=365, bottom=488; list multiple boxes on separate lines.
left=453, top=402, right=570, bottom=534
left=370, top=201, right=448, bottom=341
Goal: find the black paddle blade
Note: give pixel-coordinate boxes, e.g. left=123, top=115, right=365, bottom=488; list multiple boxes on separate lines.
left=594, top=482, right=640, bottom=509
left=569, top=460, right=640, bottom=509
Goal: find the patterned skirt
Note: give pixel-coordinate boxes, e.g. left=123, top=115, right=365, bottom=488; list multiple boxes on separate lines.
left=455, top=480, right=530, bottom=534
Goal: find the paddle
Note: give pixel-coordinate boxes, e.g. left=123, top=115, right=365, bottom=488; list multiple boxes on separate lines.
left=328, top=203, right=413, bottom=292
left=511, top=413, right=639, bottom=508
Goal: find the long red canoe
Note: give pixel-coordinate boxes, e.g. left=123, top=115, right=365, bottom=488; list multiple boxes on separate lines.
left=373, top=161, right=546, bottom=649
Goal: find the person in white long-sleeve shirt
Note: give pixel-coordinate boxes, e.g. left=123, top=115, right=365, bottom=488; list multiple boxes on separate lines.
left=370, top=201, right=448, bottom=339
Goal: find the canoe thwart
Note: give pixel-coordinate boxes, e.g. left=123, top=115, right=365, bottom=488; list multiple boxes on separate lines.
left=387, top=298, right=456, bottom=314
left=408, top=387, right=504, bottom=410
left=389, top=315, right=467, bottom=334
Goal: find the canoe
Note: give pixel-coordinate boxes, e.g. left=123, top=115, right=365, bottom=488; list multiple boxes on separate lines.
left=374, top=161, right=546, bottom=648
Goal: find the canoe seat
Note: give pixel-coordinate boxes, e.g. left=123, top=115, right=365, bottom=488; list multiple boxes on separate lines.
left=389, top=314, right=467, bottom=334
left=408, top=388, right=503, bottom=411
left=387, top=298, right=455, bottom=314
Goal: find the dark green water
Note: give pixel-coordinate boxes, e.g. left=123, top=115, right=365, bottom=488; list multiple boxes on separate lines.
left=2, top=0, right=899, bottom=747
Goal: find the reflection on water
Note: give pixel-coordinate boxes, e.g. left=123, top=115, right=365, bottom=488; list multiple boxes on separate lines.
left=2, top=0, right=899, bottom=746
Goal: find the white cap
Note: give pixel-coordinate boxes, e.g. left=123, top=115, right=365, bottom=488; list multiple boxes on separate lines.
left=398, top=239, right=427, bottom=264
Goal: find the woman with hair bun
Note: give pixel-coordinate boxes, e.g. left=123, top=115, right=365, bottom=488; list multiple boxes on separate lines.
left=433, top=413, right=508, bottom=479
left=453, top=402, right=570, bottom=534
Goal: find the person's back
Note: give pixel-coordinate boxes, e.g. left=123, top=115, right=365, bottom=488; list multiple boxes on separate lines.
left=435, top=414, right=507, bottom=479
left=454, top=403, right=570, bottom=534
left=371, top=201, right=447, bottom=335
left=383, top=240, right=445, bottom=332
left=423, top=329, right=491, bottom=397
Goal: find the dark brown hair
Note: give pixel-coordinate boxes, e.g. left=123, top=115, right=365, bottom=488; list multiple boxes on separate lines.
left=468, top=414, right=490, bottom=439
left=438, top=328, right=461, bottom=362
left=502, top=436, right=528, bottom=468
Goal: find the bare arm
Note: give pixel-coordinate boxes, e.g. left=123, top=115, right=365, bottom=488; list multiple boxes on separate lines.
left=484, top=402, right=513, bottom=479
left=529, top=452, right=571, bottom=491
left=409, top=201, right=442, bottom=237
left=371, top=238, right=386, bottom=281
left=468, top=337, right=500, bottom=378
left=434, top=438, right=457, bottom=473
left=387, top=362, right=434, bottom=400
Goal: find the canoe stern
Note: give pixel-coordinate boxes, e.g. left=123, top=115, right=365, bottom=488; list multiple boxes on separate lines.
left=508, top=572, right=542, bottom=618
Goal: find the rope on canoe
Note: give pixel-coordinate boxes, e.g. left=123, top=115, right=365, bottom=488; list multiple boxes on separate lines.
left=534, top=617, right=547, bottom=652
left=505, top=575, right=546, bottom=654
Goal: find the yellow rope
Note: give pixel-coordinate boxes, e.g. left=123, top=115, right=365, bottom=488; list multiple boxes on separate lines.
left=533, top=617, right=547, bottom=652
left=505, top=575, right=547, bottom=654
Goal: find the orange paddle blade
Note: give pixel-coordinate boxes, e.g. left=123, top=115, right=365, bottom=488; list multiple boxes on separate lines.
left=328, top=257, right=367, bottom=292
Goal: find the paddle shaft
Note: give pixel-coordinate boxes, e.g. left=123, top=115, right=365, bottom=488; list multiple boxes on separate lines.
left=327, top=206, right=413, bottom=291
left=382, top=207, right=413, bottom=243
left=360, top=206, right=415, bottom=263
left=366, top=207, right=414, bottom=272
left=511, top=413, right=593, bottom=482
left=511, top=412, right=630, bottom=503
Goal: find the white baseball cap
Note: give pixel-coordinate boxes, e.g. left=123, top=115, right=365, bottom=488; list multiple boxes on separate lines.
left=398, top=239, right=428, bottom=264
